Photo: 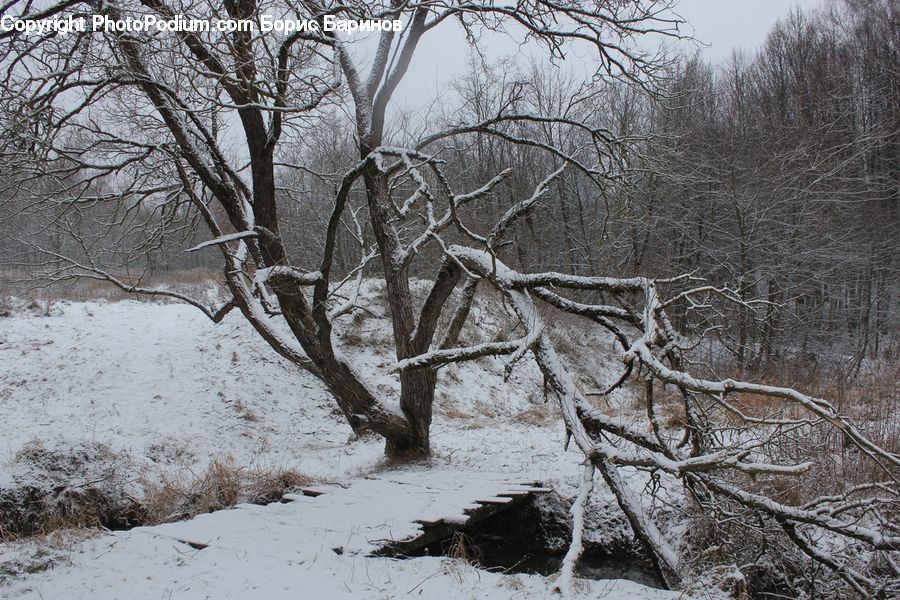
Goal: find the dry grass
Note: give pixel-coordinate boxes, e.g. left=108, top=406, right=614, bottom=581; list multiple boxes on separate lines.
left=547, top=328, right=578, bottom=357
left=750, top=362, right=898, bottom=499
left=232, top=399, right=259, bottom=422
left=0, top=295, right=14, bottom=317
left=0, top=441, right=143, bottom=541
left=140, top=457, right=314, bottom=525
left=685, top=362, right=900, bottom=547
left=444, top=531, right=481, bottom=566
left=441, top=407, right=473, bottom=419
left=217, top=391, right=260, bottom=422
left=511, top=404, right=555, bottom=426
left=0, top=489, right=143, bottom=542
left=428, top=412, right=489, bottom=431
left=0, top=267, right=224, bottom=304
left=473, top=402, right=499, bottom=419
left=337, top=309, right=372, bottom=346
left=1, top=446, right=317, bottom=540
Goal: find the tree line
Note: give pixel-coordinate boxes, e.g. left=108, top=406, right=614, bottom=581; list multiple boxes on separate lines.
left=3, top=1, right=895, bottom=378
left=265, top=0, right=898, bottom=378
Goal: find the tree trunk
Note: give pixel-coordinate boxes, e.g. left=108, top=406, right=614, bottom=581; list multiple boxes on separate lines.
left=358, top=162, right=435, bottom=458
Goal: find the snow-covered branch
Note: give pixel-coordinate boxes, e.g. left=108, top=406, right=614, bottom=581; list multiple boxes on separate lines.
left=255, top=267, right=324, bottom=287
left=393, top=340, right=522, bottom=373
left=446, top=244, right=899, bottom=593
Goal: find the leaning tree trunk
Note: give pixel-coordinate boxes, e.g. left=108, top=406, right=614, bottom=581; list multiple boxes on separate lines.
left=359, top=162, right=437, bottom=458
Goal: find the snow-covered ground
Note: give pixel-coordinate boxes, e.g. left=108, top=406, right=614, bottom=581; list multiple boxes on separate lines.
left=1, top=471, right=683, bottom=600
left=0, top=292, right=692, bottom=599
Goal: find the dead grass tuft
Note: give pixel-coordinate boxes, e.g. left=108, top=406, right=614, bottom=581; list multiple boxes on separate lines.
left=0, top=441, right=143, bottom=541
left=342, top=325, right=365, bottom=347
left=511, top=404, right=554, bottom=426
left=141, top=457, right=314, bottom=524
left=444, top=531, right=481, bottom=565
left=233, top=399, right=259, bottom=422
left=473, top=402, right=499, bottom=419
left=442, top=407, right=473, bottom=419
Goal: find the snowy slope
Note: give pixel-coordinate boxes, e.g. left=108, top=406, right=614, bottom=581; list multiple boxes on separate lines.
left=0, top=292, right=687, bottom=599
left=0, top=288, right=635, bottom=485
left=1, top=300, right=354, bottom=484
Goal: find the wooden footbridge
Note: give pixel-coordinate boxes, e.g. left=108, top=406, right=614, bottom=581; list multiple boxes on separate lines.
left=145, top=470, right=551, bottom=557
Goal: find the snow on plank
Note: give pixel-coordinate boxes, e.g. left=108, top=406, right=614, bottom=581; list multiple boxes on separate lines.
left=136, top=469, right=547, bottom=558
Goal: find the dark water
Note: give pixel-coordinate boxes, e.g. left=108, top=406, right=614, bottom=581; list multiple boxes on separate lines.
left=576, top=557, right=663, bottom=589
left=410, top=497, right=665, bottom=589
left=453, top=532, right=663, bottom=589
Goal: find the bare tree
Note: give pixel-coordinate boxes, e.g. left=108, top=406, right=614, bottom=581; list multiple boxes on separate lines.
left=0, top=0, right=680, bottom=456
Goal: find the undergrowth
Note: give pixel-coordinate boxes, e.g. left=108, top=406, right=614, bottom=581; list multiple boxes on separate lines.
left=1, top=448, right=316, bottom=541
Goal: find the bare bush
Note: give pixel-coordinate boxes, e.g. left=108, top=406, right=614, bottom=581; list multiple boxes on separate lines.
left=0, top=442, right=142, bottom=540
left=140, top=458, right=314, bottom=524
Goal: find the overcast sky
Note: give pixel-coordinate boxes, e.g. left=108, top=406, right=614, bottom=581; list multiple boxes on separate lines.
left=675, top=0, right=827, bottom=61
left=385, top=0, right=828, bottom=112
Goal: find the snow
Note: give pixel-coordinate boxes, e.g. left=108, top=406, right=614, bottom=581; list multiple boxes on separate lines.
left=0, top=467, right=684, bottom=600
left=0, top=522, right=681, bottom=599
left=0, top=300, right=352, bottom=486
left=0, top=294, right=691, bottom=599
left=139, top=472, right=548, bottom=556
left=254, top=266, right=323, bottom=286
left=185, top=230, right=258, bottom=252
